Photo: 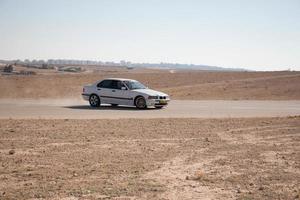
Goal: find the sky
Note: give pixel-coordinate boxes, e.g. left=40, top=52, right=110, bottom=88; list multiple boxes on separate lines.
left=0, top=0, right=299, bottom=71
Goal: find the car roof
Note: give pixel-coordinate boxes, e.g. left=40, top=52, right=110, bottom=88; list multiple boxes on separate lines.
left=104, top=78, right=137, bottom=82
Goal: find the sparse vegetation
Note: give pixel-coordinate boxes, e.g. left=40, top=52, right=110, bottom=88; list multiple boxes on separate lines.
left=3, top=64, right=13, bottom=73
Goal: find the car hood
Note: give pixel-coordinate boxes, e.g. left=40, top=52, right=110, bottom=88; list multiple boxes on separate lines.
left=132, top=88, right=168, bottom=97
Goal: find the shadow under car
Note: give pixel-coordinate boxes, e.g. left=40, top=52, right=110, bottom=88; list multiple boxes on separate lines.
left=64, top=105, right=158, bottom=110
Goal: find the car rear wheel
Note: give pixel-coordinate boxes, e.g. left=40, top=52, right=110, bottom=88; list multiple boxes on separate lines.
left=135, top=96, right=147, bottom=109
left=89, top=94, right=100, bottom=107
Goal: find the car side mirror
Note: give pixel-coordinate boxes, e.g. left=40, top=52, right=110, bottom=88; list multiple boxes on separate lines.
left=121, top=87, right=127, bottom=90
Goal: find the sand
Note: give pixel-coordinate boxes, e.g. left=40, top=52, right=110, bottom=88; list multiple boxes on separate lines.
left=1, top=68, right=299, bottom=200
left=0, top=117, right=299, bottom=199
left=1, top=69, right=300, bottom=100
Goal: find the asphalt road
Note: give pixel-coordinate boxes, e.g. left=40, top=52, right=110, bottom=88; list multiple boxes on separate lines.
left=0, top=99, right=299, bottom=119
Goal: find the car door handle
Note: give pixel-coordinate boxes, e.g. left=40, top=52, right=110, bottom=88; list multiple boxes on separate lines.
left=112, top=90, right=116, bottom=92
left=97, top=88, right=101, bottom=90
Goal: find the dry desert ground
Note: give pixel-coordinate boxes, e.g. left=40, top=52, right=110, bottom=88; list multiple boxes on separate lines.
left=0, top=118, right=300, bottom=200
left=0, top=66, right=300, bottom=100
left=0, top=67, right=300, bottom=200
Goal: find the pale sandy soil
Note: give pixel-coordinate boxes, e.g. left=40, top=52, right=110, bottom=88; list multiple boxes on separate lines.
left=1, top=67, right=300, bottom=200
left=0, top=117, right=299, bottom=200
left=1, top=70, right=300, bottom=100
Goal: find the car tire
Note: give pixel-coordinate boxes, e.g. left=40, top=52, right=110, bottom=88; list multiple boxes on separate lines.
left=89, top=94, right=100, bottom=107
left=135, top=96, right=147, bottom=109
left=155, top=106, right=163, bottom=109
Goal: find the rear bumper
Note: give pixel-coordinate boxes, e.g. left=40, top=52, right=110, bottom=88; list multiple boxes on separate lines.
left=81, top=93, right=90, bottom=101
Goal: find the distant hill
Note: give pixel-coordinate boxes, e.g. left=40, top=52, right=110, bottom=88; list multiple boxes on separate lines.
left=0, top=59, right=248, bottom=71
left=130, top=63, right=248, bottom=71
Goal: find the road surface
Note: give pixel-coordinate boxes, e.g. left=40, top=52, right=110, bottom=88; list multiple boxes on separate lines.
left=0, top=99, right=299, bottom=119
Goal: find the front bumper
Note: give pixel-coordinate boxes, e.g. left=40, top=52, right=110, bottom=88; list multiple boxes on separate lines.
left=146, top=98, right=170, bottom=107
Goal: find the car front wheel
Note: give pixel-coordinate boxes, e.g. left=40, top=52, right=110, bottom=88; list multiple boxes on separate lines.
left=89, top=94, right=100, bottom=107
left=135, top=96, right=147, bottom=109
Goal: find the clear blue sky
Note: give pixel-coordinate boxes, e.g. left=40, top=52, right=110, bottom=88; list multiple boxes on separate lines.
left=0, top=0, right=299, bottom=71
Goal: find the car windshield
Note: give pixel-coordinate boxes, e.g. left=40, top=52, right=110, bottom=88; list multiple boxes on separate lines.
left=124, top=81, right=147, bottom=90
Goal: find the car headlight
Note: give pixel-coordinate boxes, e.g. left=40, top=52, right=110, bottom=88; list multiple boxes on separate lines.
left=148, top=96, right=158, bottom=99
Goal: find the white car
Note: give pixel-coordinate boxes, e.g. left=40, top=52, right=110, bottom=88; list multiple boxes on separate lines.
left=82, top=78, right=170, bottom=109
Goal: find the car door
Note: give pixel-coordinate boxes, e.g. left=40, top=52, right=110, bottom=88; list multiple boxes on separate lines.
left=96, top=80, right=114, bottom=104
left=109, top=80, right=133, bottom=105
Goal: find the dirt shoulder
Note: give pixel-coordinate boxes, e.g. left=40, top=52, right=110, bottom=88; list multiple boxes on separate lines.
left=0, top=71, right=299, bottom=100
left=0, top=117, right=299, bottom=199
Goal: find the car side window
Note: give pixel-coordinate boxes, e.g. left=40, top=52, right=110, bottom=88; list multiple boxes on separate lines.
left=97, top=80, right=113, bottom=88
left=110, top=80, right=124, bottom=90
left=117, top=81, right=125, bottom=90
